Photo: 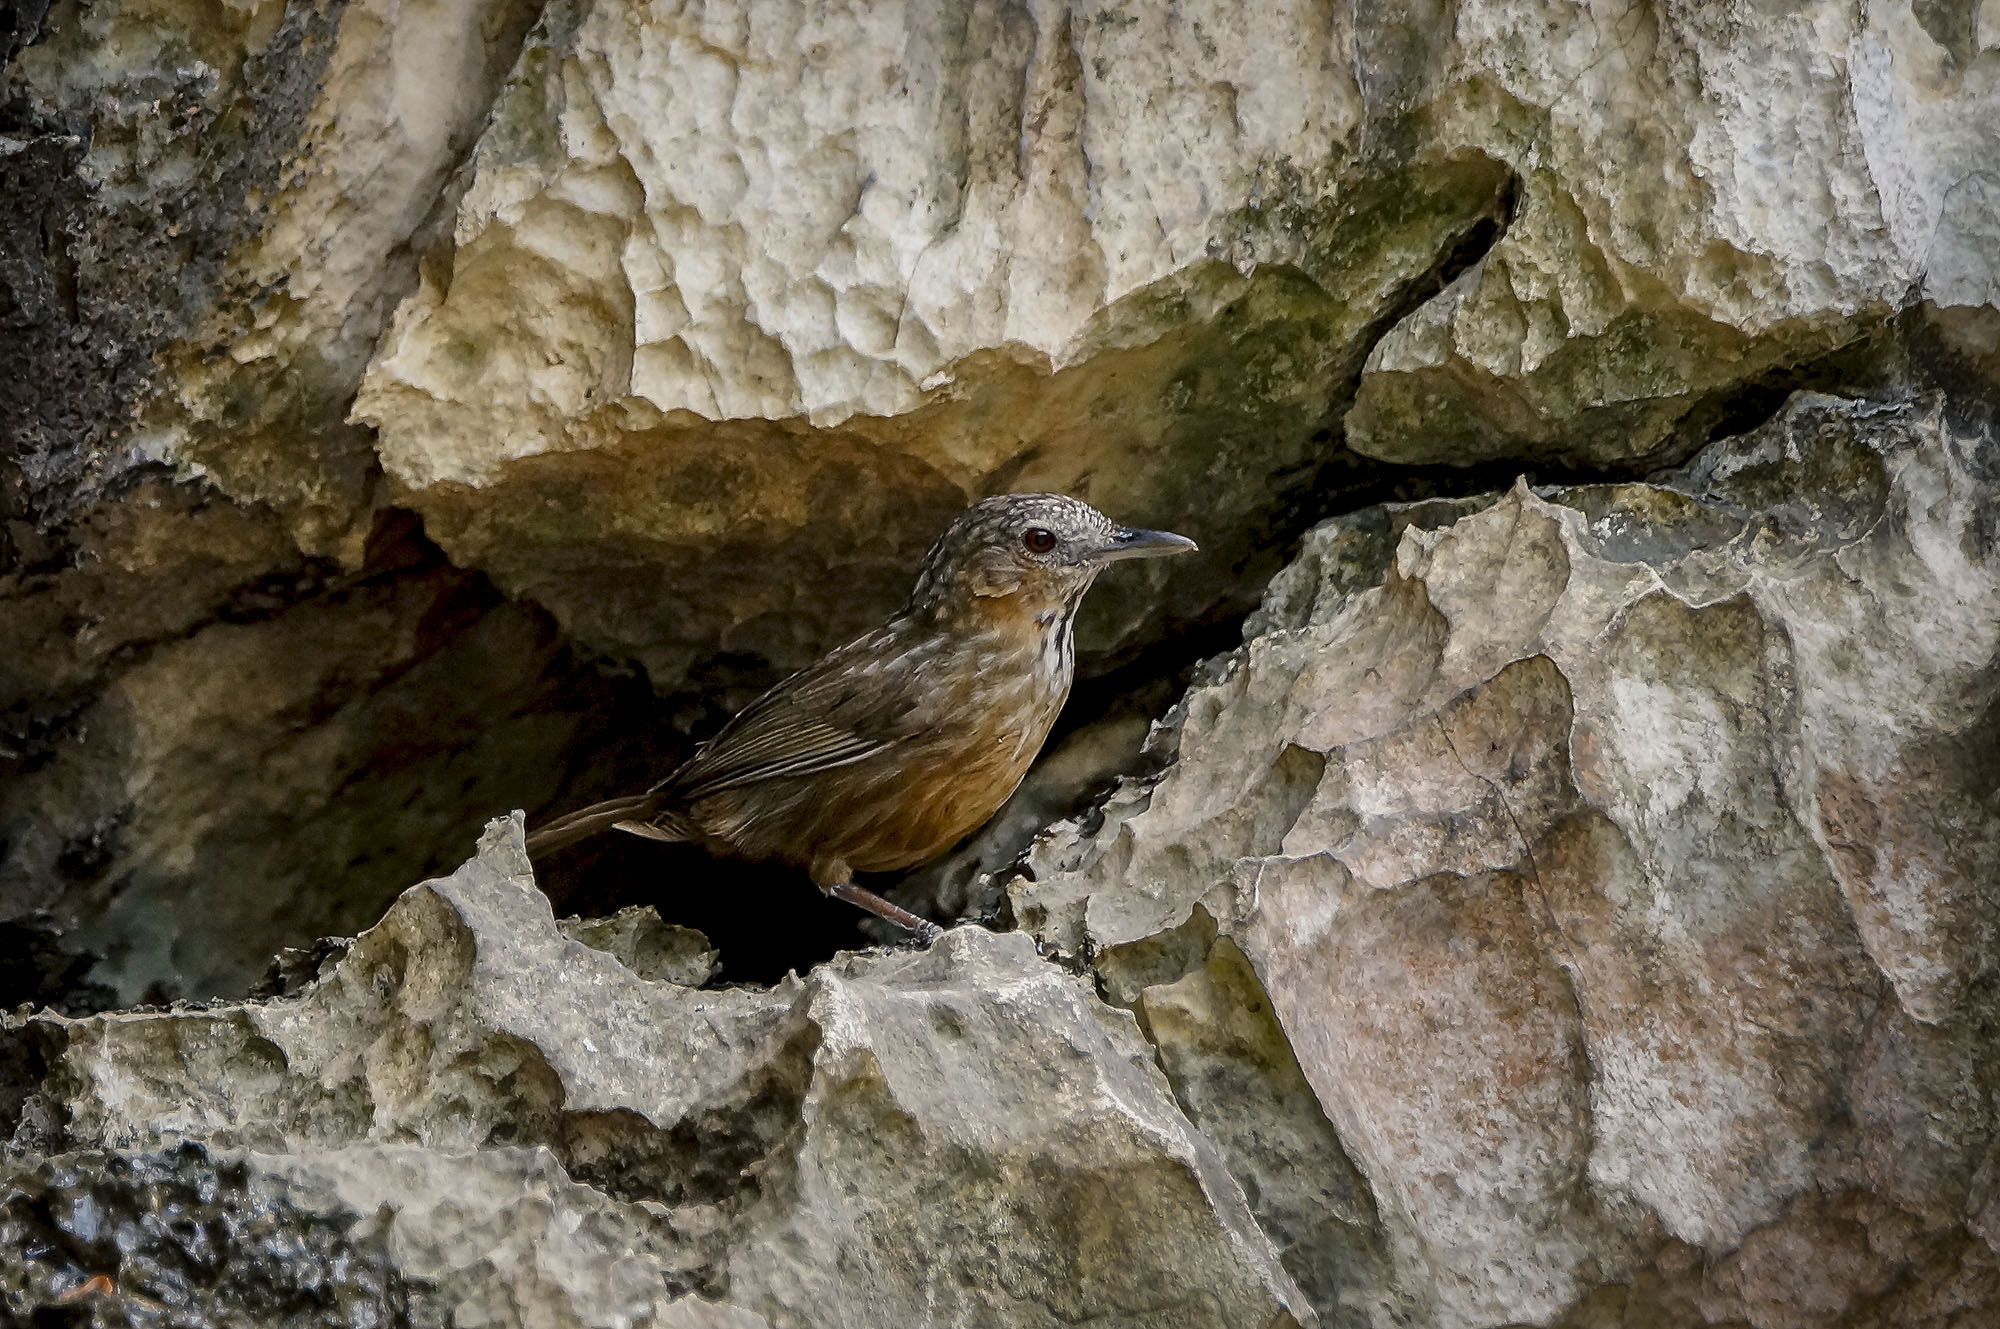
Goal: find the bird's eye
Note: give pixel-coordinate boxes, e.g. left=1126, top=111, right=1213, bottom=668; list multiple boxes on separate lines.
left=1022, top=527, right=1057, bottom=554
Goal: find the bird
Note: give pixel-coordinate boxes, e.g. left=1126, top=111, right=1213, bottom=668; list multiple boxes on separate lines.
left=525, top=493, right=1196, bottom=941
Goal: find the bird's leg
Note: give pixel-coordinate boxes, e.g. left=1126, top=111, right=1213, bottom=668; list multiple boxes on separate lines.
left=830, top=881, right=944, bottom=944
left=818, top=867, right=943, bottom=944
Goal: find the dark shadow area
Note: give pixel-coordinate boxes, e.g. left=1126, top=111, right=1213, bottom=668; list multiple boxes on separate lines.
left=517, top=632, right=886, bottom=985
left=533, top=834, right=876, bottom=987
left=1, top=500, right=696, bottom=1010
left=0, top=915, right=114, bottom=1015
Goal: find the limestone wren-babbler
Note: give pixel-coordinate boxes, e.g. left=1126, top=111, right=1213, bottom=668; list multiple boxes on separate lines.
left=524, top=494, right=1196, bottom=940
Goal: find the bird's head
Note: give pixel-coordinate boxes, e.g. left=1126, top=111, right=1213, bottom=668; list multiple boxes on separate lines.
left=906, top=493, right=1196, bottom=620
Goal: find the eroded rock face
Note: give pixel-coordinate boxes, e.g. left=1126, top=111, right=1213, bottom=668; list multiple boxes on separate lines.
left=10, top=0, right=1999, bottom=1011
left=1347, top=2, right=2000, bottom=468
left=331, top=0, right=1999, bottom=688
left=1011, top=393, right=2000, bottom=1327
left=5, top=394, right=1997, bottom=1326
left=20, top=0, right=1991, bottom=575
left=1, top=0, right=633, bottom=1003
left=357, top=116, right=1509, bottom=687
left=3, top=816, right=1312, bottom=1328
left=0, top=0, right=545, bottom=550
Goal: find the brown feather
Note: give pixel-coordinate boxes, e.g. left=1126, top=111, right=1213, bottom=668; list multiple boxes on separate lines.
left=524, top=794, right=664, bottom=856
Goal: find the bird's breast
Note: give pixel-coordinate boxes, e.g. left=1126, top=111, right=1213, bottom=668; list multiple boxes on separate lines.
left=692, top=610, right=1079, bottom=877
left=831, top=618, right=1075, bottom=872
left=954, top=613, right=1074, bottom=739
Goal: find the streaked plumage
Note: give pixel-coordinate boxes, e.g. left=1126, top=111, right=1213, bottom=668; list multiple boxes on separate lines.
left=525, top=493, right=1195, bottom=939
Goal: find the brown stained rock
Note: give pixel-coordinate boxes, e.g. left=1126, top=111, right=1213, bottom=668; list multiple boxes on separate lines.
left=1251, top=861, right=1619, bottom=1327
left=1009, top=393, right=2000, bottom=1327
left=0, top=480, right=303, bottom=728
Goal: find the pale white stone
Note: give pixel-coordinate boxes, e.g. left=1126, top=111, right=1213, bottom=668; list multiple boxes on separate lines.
left=357, top=0, right=1366, bottom=488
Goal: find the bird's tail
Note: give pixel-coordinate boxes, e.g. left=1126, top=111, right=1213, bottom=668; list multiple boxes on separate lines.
left=525, top=794, right=672, bottom=857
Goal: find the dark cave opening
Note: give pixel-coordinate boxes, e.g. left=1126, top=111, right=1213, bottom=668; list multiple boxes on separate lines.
left=532, top=834, right=878, bottom=987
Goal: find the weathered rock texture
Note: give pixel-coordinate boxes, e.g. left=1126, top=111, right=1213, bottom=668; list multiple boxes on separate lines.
left=3, top=816, right=1312, bottom=1328
left=0, top=0, right=544, bottom=548
left=1348, top=1, right=2000, bottom=468
left=341, top=0, right=1996, bottom=684
left=41, top=0, right=1997, bottom=699
left=344, top=1, right=1519, bottom=685
left=1012, top=392, right=2000, bottom=1327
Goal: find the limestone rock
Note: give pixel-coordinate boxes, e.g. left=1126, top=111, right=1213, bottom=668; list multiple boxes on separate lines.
left=4, top=814, right=1313, bottom=1328
left=2, top=0, right=654, bottom=1005
left=1348, top=2, right=2000, bottom=467
left=0, top=0, right=544, bottom=549
left=1010, top=392, right=2000, bottom=1326
left=725, top=913, right=1308, bottom=1329
left=10, top=0, right=1999, bottom=698
left=0, top=1138, right=782, bottom=1327
left=560, top=903, right=720, bottom=987
left=332, top=0, right=1998, bottom=691
left=17, top=0, right=1992, bottom=565
left=1128, top=929, right=1411, bottom=1329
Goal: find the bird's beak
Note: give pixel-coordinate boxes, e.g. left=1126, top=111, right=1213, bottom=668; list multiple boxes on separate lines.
left=1095, top=526, right=1198, bottom=563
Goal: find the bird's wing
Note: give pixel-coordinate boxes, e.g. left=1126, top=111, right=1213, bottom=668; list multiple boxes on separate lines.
left=659, top=627, right=933, bottom=800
